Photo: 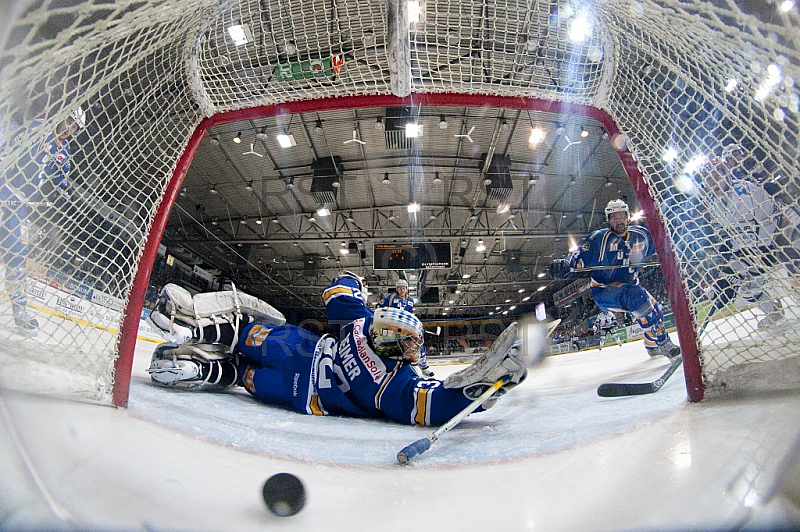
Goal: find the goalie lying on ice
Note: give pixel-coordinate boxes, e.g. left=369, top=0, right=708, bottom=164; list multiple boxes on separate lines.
left=147, top=274, right=545, bottom=426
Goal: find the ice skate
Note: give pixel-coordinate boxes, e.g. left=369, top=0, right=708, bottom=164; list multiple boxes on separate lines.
left=646, top=338, right=681, bottom=360
left=443, top=322, right=545, bottom=404
left=148, top=342, right=239, bottom=390
left=12, top=303, right=39, bottom=332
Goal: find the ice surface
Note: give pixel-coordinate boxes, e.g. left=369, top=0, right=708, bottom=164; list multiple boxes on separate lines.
left=2, top=328, right=800, bottom=531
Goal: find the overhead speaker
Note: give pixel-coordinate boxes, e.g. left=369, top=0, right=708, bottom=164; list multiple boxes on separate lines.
left=311, top=156, right=343, bottom=204
left=384, top=107, right=417, bottom=150
left=480, top=153, right=512, bottom=202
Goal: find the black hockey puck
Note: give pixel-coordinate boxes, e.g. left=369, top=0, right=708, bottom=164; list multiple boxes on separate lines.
left=262, top=473, right=306, bottom=517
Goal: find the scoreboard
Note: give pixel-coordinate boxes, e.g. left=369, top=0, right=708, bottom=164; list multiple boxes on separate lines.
left=373, top=242, right=452, bottom=270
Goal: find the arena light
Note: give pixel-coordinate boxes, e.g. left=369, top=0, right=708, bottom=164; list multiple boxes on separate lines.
left=569, top=14, right=593, bottom=42
left=277, top=132, right=296, bottom=148
left=405, top=123, right=423, bottom=138
left=407, top=202, right=420, bottom=213
left=683, top=155, right=706, bottom=175
left=408, top=0, right=424, bottom=22
left=529, top=127, right=546, bottom=145
left=675, top=174, right=697, bottom=194
left=227, top=24, right=253, bottom=46
left=476, top=239, right=486, bottom=252
left=754, top=64, right=782, bottom=102
left=662, top=146, right=679, bottom=162
left=316, top=206, right=330, bottom=217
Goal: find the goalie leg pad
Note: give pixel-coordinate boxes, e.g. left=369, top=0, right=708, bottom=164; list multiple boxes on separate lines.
left=153, top=283, right=286, bottom=353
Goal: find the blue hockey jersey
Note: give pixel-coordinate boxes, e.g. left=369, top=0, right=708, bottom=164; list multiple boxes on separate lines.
left=1, top=119, right=72, bottom=205
left=566, top=225, right=656, bottom=288
left=381, top=292, right=414, bottom=312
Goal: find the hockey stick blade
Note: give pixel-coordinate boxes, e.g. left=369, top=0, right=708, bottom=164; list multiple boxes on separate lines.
left=597, top=357, right=683, bottom=397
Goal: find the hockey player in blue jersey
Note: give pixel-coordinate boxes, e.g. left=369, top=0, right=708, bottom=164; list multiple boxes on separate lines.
left=146, top=274, right=543, bottom=426
left=381, top=278, right=415, bottom=312
left=380, top=277, right=433, bottom=377
left=550, top=199, right=680, bottom=359
left=0, top=108, right=85, bottom=330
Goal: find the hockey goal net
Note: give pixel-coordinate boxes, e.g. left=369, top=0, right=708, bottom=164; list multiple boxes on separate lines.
left=0, top=0, right=797, bottom=404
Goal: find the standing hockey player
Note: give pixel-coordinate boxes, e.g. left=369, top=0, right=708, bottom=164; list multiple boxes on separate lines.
left=550, top=199, right=680, bottom=360
left=0, top=108, right=85, bottom=330
left=593, top=310, right=622, bottom=350
left=697, top=153, right=798, bottom=330
left=381, top=277, right=433, bottom=377
left=146, top=274, right=544, bottom=426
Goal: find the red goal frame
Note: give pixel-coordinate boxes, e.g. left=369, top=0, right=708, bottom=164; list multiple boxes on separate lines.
left=112, top=93, right=703, bottom=407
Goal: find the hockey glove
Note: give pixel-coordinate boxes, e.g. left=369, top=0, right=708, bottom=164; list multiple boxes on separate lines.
left=550, top=259, right=571, bottom=280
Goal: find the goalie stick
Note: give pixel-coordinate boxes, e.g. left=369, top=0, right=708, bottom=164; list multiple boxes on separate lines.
left=396, top=319, right=559, bottom=464
left=596, top=356, right=683, bottom=397
left=397, top=375, right=510, bottom=464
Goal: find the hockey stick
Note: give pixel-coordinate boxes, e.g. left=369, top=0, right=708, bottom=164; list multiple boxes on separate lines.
left=570, top=261, right=660, bottom=273
left=597, top=356, right=683, bottom=397
left=397, top=375, right=509, bottom=464
left=397, top=320, right=558, bottom=463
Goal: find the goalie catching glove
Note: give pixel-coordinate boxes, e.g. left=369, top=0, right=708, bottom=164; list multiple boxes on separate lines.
left=444, top=322, right=545, bottom=408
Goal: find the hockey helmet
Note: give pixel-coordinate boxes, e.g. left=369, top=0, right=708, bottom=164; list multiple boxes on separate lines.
left=70, top=107, right=86, bottom=129
left=396, top=279, right=409, bottom=288
left=335, top=270, right=367, bottom=297
left=370, top=307, right=424, bottom=362
left=604, top=199, right=629, bottom=220
left=700, top=158, right=730, bottom=195
left=721, top=143, right=745, bottom=167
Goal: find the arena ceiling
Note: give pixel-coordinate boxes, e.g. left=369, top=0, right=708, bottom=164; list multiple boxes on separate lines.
left=162, top=101, right=637, bottom=320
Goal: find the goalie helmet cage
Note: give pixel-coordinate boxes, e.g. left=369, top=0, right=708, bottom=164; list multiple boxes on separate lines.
left=0, top=0, right=797, bottom=406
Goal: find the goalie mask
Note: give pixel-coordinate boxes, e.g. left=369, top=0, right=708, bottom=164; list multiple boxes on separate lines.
left=370, top=307, right=424, bottom=363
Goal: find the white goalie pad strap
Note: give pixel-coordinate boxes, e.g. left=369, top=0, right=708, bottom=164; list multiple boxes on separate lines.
left=153, top=341, right=233, bottom=363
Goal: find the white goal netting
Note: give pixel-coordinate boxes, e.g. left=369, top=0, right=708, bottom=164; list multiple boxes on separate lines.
left=0, top=0, right=797, bottom=403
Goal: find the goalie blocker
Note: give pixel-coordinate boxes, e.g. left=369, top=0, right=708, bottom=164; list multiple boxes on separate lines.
left=147, top=277, right=546, bottom=426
